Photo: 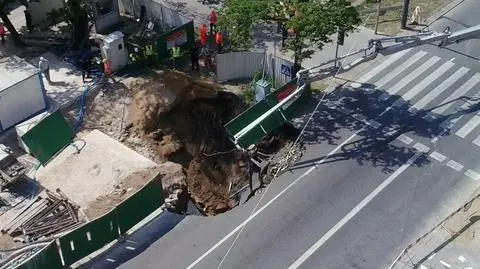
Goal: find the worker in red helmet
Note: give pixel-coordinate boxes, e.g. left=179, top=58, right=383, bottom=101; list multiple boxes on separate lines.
left=215, top=31, right=223, bottom=53
left=209, top=10, right=217, bottom=35
left=0, top=23, right=6, bottom=46
left=199, top=24, right=208, bottom=46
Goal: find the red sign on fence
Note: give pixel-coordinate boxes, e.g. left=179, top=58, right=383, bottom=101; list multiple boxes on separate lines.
left=166, top=30, right=188, bottom=50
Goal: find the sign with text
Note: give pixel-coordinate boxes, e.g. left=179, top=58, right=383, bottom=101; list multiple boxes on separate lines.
left=281, top=64, right=293, bottom=78
left=166, top=30, right=188, bottom=50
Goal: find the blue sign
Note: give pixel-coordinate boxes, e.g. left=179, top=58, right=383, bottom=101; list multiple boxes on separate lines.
left=281, top=64, right=293, bottom=77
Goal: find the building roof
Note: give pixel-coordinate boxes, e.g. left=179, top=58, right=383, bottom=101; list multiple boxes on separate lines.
left=0, top=55, right=39, bottom=93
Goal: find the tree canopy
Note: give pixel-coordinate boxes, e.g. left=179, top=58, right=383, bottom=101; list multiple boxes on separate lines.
left=218, top=0, right=361, bottom=71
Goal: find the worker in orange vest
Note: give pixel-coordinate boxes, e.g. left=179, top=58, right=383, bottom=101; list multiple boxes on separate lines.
left=215, top=31, right=223, bottom=53
left=199, top=24, right=208, bottom=46
left=102, top=59, right=116, bottom=82
left=209, top=10, right=217, bottom=35
left=0, top=23, right=6, bottom=46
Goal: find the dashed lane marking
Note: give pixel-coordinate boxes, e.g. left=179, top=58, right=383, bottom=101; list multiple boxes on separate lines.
left=446, top=160, right=464, bottom=172
left=464, top=169, right=480, bottom=181
left=429, top=151, right=447, bottom=162
left=458, top=255, right=466, bottom=263
left=413, top=142, right=430, bottom=153
left=126, top=246, right=136, bottom=250
left=439, top=260, right=451, bottom=268
left=397, top=134, right=414, bottom=145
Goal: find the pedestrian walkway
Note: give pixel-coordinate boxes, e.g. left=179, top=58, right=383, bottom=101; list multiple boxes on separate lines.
left=390, top=192, right=480, bottom=269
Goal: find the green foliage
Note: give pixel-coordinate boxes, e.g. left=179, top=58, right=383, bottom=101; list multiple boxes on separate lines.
left=218, top=0, right=361, bottom=66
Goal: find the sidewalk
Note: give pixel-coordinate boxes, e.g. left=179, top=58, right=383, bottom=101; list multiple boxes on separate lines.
left=390, top=190, right=480, bottom=269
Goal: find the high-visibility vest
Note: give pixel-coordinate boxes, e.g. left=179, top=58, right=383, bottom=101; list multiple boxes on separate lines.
left=199, top=26, right=207, bottom=37
left=129, top=53, right=137, bottom=62
left=145, top=45, right=154, bottom=56
left=215, top=32, right=223, bottom=44
left=171, top=47, right=181, bottom=58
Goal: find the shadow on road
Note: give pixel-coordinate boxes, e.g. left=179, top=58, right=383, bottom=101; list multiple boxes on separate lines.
left=289, top=80, right=480, bottom=172
left=79, top=212, right=186, bottom=269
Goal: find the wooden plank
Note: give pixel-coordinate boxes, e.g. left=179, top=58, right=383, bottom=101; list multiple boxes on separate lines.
left=6, top=200, right=49, bottom=234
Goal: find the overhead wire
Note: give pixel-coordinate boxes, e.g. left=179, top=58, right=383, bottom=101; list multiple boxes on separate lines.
left=214, top=13, right=374, bottom=269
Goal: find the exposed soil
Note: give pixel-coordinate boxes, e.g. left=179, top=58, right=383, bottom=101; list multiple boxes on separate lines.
left=126, top=71, right=248, bottom=215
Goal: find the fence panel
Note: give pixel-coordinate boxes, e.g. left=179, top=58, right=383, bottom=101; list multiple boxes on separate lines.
left=116, top=174, right=164, bottom=234
left=157, top=21, right=195, bottom=62
left=16, top=242, right=63, bottom=269
left=266, top=53, right=295, bottom=87
left=59, top=210, right=120, bottom=267
left=161, top=3, right=190, bottom=28
left=216, top=52, right=265, bottom=82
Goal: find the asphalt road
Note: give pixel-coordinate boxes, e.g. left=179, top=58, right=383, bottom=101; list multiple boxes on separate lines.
left=83, top=2, right=480, bottom=269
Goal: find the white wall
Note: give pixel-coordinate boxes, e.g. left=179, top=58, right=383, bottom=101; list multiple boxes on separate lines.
left=94, top=0, right=121, bottom=33
left=27, top=0, right=65, bottom=26
left=0, top=75, right=47, bottom=132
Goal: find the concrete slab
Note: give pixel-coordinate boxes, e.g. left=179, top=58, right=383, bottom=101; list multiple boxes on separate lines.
left=30, top=52, right=86, bottom=109
left=35, top=129, right=158, bottom=210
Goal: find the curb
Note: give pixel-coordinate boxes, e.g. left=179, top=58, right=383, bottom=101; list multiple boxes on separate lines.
left=387, top=191, right=480, bottom=269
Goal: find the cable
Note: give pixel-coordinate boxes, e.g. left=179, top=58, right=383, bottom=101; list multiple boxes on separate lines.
left=202, top=148, right=237, bottom=156
left=215, top=14, right=373, bottom=269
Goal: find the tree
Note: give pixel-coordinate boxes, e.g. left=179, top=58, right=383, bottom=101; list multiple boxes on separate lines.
left=218, top=0, right=361, bottom=73
left=0, top=0, right=22, bottom=45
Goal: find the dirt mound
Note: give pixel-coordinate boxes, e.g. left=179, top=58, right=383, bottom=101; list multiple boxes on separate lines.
left=127, top=71, right=247, bottom=215
left=128, top=71, right=220, bottom=133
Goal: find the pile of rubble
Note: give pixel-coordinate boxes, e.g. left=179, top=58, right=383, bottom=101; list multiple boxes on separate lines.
left=1, top=189, right=82, bottom=243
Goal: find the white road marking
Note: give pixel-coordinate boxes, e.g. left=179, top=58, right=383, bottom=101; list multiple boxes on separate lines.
left=288, top=152, right=423, bottom=269
left=380, top=56, right=441, bottom=100
left=126, top=246, right=136, bottom=250
left=413, top=142, right=430, bottom=153
left=472, top=134, right=480, bottom=147
left=368, top=119, right=382, bottom=129
left=432, top=73, right=480, bottom=114
left=410, top=67, right=470, bottom=111
left=430, top=151, right=447, bottom=162
left=440, top=260, right=451, bottom=268
left=352, top=49, right=412, bottom=88
left=464, top=169, right=480, bottom=181
left=455, top=115, right=480, bottom=138
left=428, top=253, right=436, bottom=260
left=375, top=51, right=428, bottom=88
left=420, top=265, right=429, bottom=269
left=397, top=134, right=414, bottom=145
left=394, top=61, right=455, bottom=107
left=106, top=258, right=116, bottom=263
left=458, top=255, right=466, bottom=262
left=446, top=160, right=464, bottom=172
left=185, top=131, right=362, bottom=269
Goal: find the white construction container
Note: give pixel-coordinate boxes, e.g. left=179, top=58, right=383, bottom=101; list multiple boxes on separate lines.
left=0, top=56, right=48, bottom=134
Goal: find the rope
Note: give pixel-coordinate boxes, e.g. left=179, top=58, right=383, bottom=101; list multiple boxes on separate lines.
left=202, top=149, right=237, bottom=157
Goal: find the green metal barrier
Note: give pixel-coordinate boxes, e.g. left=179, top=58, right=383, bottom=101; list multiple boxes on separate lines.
left=225, top=79, right=308, bottom=149
left=21, top=110, right=74, bottom=165
left=16, top=242, right=63, bottom=269
left=116, top=174, right=164, bottom=234
left=59, top=209, right=120, bottom=267
left=156, top=21, right=195, bottom=62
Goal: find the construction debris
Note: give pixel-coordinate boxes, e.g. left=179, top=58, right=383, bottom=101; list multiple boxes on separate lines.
left=1, top=189, right=82, bottom=242
left=0, top=145, right=27, bottom=191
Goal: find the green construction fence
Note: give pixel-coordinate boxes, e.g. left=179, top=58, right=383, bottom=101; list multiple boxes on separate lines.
left=13, top=173, right=164, bottom=268
left=225, top=79, right=310, bottom=148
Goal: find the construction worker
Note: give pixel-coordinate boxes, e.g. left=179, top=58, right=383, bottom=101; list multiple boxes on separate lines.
left=102, top=59, right=116, bottom=82
left=144, top=44, right=155, bottom=66
left=129, top=48, right=138, bottom=65
left=170, top=44, right=182, bottom=69
left=80, top=57, right=91, bottom=84
left=215, top=31, right=223, bottom=53
left=209, top=10, right=217, bottom=35
left=0, top=23, right=6, bottom=46
left=200, top=45, right=213, bottom=68
left=38, top=57, right=51, bottom=84
left=190, top=43, right=199, bottom=71
left=199, top=24, right=208, bottom=46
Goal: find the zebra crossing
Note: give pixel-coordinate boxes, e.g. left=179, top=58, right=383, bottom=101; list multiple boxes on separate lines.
left=350, top=48, right=480, bottom=147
